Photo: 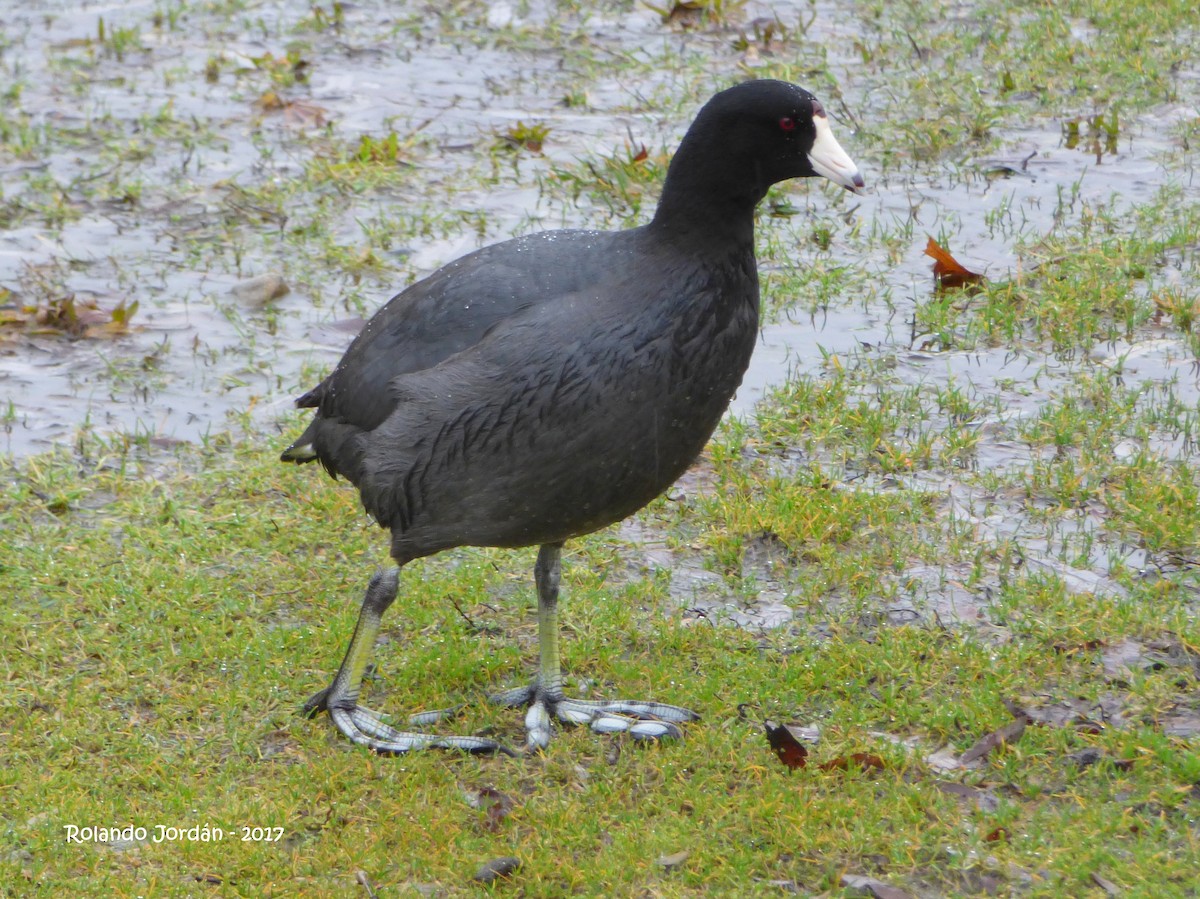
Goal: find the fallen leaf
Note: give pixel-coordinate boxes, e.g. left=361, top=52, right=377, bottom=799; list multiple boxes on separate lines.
left=0, top=307, right=31, bottom=329
left=1161, top=705, right=1200, bottom=739
left=1091, top=872, right=1121, bottom=896
left=764, top=721, right=809, bottom=769
left=924, top=237, right=985, bottom=291
left=925, top=747, right=964, bottom=771
left=959, top=717, right=1027, bottom=766
left=820, top=752, right=887, bottom=773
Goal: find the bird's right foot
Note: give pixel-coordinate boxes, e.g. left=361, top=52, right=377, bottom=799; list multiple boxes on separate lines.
left=302, top=685, right=510, bottom=755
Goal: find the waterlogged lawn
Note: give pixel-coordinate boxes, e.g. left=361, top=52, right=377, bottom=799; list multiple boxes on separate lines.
left=3, top=0, right=1200, bottom=896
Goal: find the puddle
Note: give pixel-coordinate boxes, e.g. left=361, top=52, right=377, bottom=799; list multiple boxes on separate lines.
left=1, top=2, right=1198, bottom=632
left=731, top=305, right=899, bottom=416
left=1, top=0, right=1194, bottom=461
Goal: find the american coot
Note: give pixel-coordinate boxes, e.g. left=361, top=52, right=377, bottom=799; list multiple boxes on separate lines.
left=282, top=79, right=863, bottom=753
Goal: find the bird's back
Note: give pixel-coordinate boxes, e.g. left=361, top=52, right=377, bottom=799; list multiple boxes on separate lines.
left=286, top=226, right=760, bottom=558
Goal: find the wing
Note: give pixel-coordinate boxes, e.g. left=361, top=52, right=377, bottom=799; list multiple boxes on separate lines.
left=283, top=229, right=623, bottom=463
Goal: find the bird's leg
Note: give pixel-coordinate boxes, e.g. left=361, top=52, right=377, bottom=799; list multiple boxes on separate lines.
left=491, top=543, right=699, bottom=750
left=303, top=569, right=506, bottom=755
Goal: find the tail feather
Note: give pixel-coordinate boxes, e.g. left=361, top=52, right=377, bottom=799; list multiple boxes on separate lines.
left=280, top=441, right=318, bottom=463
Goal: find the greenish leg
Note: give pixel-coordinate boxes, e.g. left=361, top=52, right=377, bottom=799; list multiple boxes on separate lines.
left=304, top=569, right=505, bottom=755
left=495, top=543, right=699, bottom=751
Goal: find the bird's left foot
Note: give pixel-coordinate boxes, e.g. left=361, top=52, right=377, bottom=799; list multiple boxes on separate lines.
left=489, top=684, right=698, bottom=750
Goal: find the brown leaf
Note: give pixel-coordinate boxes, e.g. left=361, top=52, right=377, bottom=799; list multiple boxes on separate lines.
left=924, top=237, right=985, bottom=291
left=29, top=295, right=138, bottom=339
left=764, top=721, right=809, bottom=769
left=819, top=752, right=887, bottom=773
left=959, top=717, right=1027, bottom=766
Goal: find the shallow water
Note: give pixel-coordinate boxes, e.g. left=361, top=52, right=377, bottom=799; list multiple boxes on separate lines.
left=1, top=0, right=1193, bottom=460
left=2, top=2, right=1199, bottom=629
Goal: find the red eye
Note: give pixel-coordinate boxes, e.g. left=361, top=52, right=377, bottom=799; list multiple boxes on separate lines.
left=779, top=117, right=796, bottom=132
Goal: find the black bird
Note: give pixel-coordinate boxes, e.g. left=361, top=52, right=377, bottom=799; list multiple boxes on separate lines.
left=282, top=79, right=864, bottom=753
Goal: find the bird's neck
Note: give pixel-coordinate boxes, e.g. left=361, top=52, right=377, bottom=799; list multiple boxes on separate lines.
left=648, top=191, right=759, bottom=252
left=649, top=129, right=767, bottom=250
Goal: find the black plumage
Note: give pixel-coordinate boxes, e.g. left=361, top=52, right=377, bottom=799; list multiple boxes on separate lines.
left=283, top=79, right=863, bottom=753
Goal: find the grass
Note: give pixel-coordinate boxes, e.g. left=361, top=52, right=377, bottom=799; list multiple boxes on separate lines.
left=3, top=0, right=1200, bottom=895
left=3, top=438, right=1198, bottom=896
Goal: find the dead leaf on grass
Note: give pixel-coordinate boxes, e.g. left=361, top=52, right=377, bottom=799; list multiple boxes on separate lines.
left=820, top=752, right=888, bottom=773
left=764, top=720, right=809, bottom=769
left=1052, top=638, right=1106, bottom=655
left=924, top=237, right=985, bottom=292
left=355, top=870, right=379, bottom=899
left=1100, top=639, right=1146, bottom=678
left=959, top=716, right=1027, bottom=766
left=1159, top=705, right=1200, bottom=739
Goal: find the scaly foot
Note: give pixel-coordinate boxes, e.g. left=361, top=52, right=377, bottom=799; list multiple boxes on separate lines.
left=303, top=684, right=508, bottom=755
left=490, top=684, right=698, bottom=750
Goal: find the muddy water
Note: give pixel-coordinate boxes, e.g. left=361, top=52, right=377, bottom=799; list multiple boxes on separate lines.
left=0, top=0, right=1190, bottom=459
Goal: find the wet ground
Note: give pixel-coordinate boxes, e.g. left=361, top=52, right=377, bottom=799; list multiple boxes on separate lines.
left=2, top=1, right=1199, bottom=631
left=0, top=0, right=1190, bottom=456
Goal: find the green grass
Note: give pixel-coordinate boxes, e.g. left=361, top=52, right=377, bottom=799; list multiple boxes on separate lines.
left=3, top=0, right=1200, bottom=895
left=3, top=437, right=1198, bottom=896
